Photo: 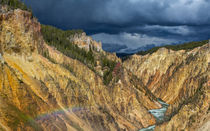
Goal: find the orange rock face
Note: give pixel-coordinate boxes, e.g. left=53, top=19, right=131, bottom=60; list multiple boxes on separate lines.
left=0, top=6, right=209, bottom=131
left=124, top=44, right=210, bottom=130
left=0, top=8, right=159, bottom=131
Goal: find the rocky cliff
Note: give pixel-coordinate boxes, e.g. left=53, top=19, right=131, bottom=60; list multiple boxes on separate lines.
left=68, top=32, right=102, bottom=52
left=0, top=6, right=209, bottom=131
left=124, top=44, right=210, bottom=130
left=0, top=7, right=161, bottom=131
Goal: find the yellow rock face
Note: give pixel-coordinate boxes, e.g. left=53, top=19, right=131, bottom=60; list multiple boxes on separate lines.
left=0, top=8, right=159, bottom=131
left=0, top=7, right=209, bottom=131
left=124, top=44, right=210, bottom=130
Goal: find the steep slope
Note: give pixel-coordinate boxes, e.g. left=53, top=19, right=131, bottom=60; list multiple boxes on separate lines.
left=124, top=43, right=210, bottom=130
left=0, top=3, right=209, bottom=131
left=0, top=7, right=162, bottom=131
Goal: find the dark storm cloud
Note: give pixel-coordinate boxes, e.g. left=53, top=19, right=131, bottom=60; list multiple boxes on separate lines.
left=23, top=0, right=210, bottom=50
left=24, top=0, right=210, bottom=28
left=23, top=0, right=108, bottom=29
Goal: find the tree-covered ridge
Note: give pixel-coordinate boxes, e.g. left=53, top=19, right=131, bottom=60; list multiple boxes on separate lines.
left=1, top=0, right=117, bottom=86
left=41, top=25, right=95, bottom=69
left=137, top=40, right=208, bottom=55
left=41, top=25, right=117, bottom=85
left=0, top=0, right=30, bottom=11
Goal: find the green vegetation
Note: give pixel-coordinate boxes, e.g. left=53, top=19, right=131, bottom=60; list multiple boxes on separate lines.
left=101, top=57, right=116, bottom=85
left=0, top=0, right=31, bottom=11
left=1, top=0, right=118, bottom=85
left=41, top=25, right=96, bottom=70
left=137, top=40, right=208, bottom=55
left=41, top=24, right=118, bottom=85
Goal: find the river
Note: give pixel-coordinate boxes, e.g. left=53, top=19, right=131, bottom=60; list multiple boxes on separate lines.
left=139, top=99, right=169, bottom=131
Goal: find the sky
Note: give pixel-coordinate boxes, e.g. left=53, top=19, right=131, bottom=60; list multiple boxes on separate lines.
left=23, top=0, right=210, bottom=52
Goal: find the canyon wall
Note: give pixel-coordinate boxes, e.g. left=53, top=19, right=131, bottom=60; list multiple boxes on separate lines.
left=0, top=8, right=160, bottom=131
left=124, top=44, right=210, bottom=130
left=0, top=6, right=209, bottom=131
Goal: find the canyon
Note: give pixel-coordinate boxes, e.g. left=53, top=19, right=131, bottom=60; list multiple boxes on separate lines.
left=0, top=5, right=209, bottom=131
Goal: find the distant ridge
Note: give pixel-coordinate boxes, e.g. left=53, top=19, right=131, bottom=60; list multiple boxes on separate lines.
left=137, top=39, right=208, bottom=55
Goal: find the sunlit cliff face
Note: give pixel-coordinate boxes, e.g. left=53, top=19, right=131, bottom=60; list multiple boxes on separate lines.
left=0, top=5, right=209, bottom=131
left=0, top=7, right=159, bottom=131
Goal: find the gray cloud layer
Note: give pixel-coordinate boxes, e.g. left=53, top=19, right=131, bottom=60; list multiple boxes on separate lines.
left=23, top=0, right=210, bottom=50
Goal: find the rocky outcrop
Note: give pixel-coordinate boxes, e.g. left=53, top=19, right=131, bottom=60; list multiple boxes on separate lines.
left=123, top=44, right=210, bottom=130
left=0, top=8, right=160, bottom=131
left=68, top=32, right=102, bottom=52
left=0, top=8, right=44, bottom=55
left=155, top=80, right=209, bottom=130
